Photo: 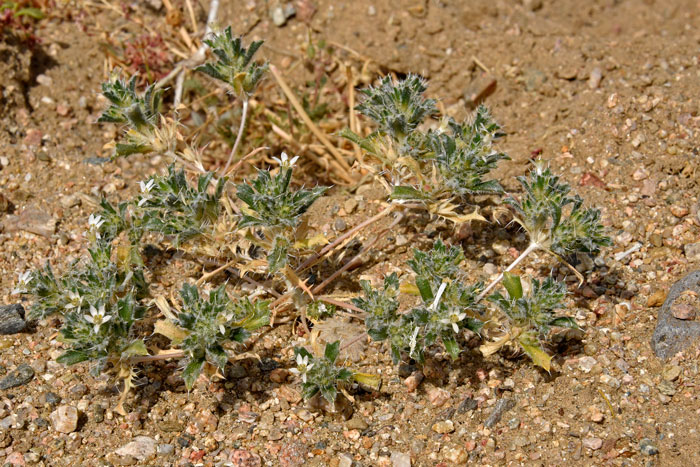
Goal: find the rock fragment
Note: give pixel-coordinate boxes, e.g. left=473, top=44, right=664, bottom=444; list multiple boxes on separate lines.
left=0, top=304, right=26, bottom=334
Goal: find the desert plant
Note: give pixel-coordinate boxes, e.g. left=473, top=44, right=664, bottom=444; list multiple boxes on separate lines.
left=195, top=26, right=268, bottom=174
left=480, top=272, right=577, bottom=370
left=343, top=75, right=508, bottom=223
left=355, top=240, right=484, bottom=364
left=292, top=341, right=379, bottom=403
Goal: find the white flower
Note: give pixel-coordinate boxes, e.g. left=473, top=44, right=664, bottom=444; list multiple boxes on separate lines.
left=65, top=290, right=83, bottom=310
left=84, top=303, right=112, bottom=334
left=440, top=311, right=467, bottom=334
left=138, top=179, right=156, bottom=207
left=289, top=353, right=314, bottom=383
left=11, top=271, right=32, bottom=294
left=88, top=214, right=105, bottom=239
left=272, top=152, right=300, bottom=168
left=140, top=179, right=156, bottom=193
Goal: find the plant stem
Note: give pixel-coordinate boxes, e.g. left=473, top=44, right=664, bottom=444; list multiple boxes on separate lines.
left=128, top=349, right=185, bottom=364
left=296, top=203, right=396, bottom=274
left=311, top=212, right=403, bottom=295
left=221, top=98, right=249, bottom=176
left=476, top=242, right=539, bottom=303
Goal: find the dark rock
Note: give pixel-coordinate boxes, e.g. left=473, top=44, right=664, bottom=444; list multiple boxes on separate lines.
left=0, top=364, right=34, bottom=390
left=0, top=304, right=26, bottom=334
left=639, top=438, right=659, bottom=456
left=651, top=271, right=700, bottom=359
left=457, top=396, right=478, bottom=413
left=42, top=391, right=61, bottom=406
left=484, top=398, right=515, bottom=428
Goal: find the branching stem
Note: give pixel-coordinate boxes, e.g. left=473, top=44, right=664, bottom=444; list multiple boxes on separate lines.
left=476, top=242, right=539, bottom=303
left=221, top=98, right=249, bottom=176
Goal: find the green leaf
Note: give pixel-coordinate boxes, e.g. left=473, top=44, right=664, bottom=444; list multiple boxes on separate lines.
left=390, top=185, right=430, bottom=201
left=15, top=7, right=44, bottom=18
left=268, top=236, right=289, bottom=274
left=519, top=340, right=552, bottom=371
left=206, top=345, right=229, bottom=371
left=415, top=277, right=434, bottom=302
left=320, top=384, right=337, bottom=404
left=122, top=339, right=148, bottom=357
left=442, top=335, right=461, bottom=361
left=182, top=358, right=205, bottom=390
left=549, top=316, right=581, bottom=330
left=56, top=350, right=91, bottom=365
left=324, top=341, right=340, bottom=363
left=502, top=272, right=523, bottom=300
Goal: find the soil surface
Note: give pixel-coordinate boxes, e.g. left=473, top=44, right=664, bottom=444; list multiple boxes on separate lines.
left=1, top=0, right=700, bottom=466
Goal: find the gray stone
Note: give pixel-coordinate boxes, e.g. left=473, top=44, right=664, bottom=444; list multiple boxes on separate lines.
left=484, top=398, right=515, bottom=428
left=639, top=438, right=658, bottom=456
left=0, top=363, right=34, bottom=390
left=651, top=271, right=700, bottom=359
left=338, top=453, right=353, bottom=467
left=157, top=444, right=174, bottom=456
left=115, top=436, right=157, bottom=461
left=0, top=304, right=26, bottom=334
left=271, top=3, right=296, bottom=26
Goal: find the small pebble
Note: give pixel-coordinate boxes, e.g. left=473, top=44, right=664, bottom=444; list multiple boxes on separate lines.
left=684, top=243, right=700, bottom=261
left=427, top=387, right=451, bottom=407
left=671, top=303, right=695, bottom=320
left=334, top=218, right=347, bottom=231
left=583, top=437, right=603, bottom=450
left=662, top=365, right=682, bottom=382
left=50, top=405, right=79, bottom=433
left=432, top=419, right=454, bottom=434
left=0, top=363, right=34, bottom=390
left=647, top=289, right=666, bottom=307
left=639, top=438, right=659, bottom=455
left=115, top=436, right=157, bottom=462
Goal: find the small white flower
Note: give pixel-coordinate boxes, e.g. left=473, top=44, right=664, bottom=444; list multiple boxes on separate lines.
left=84, top=303, right=112, bottom=334
left=272, top=152, right=300, bottom=168
left=440, top=311, right=467, bottom=334
left=88, top=214, right=105, bottom=239
left=289, top=353, right=314, bottom=383
left=64, top=290, right=83, bottom=310
left=140, top=179, right=156, bottom=193
left=11, top=271, right=32, bottom=295
left=138, top=179, right=156, bottom=207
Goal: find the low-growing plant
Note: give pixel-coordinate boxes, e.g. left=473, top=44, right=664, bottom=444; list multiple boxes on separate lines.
left=342, top=74, right=508, bottom=222
left=13, top=30, right=611, bottom=417
left=292, top=341, right=379, bottom=403
left=480, top=272, right=576, bottom=370
left=354, top=240, right=484, bottom=364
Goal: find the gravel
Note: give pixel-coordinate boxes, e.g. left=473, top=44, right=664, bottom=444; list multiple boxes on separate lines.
left=0, top=363, right=34, bottom=390
left=0, top=304, right=26, bottom=334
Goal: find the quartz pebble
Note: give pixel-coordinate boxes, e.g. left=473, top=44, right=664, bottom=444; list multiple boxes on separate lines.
left=583, top=437, right=603, bottom=450
left=432, top=419, right=454, bottom=434
left=50, top=405, right=78, bottom=433
left=115, top=436, right=157, bottom=461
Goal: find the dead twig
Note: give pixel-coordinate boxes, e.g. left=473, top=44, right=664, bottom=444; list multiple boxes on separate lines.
left=269, top=65, right=355, bottom=184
